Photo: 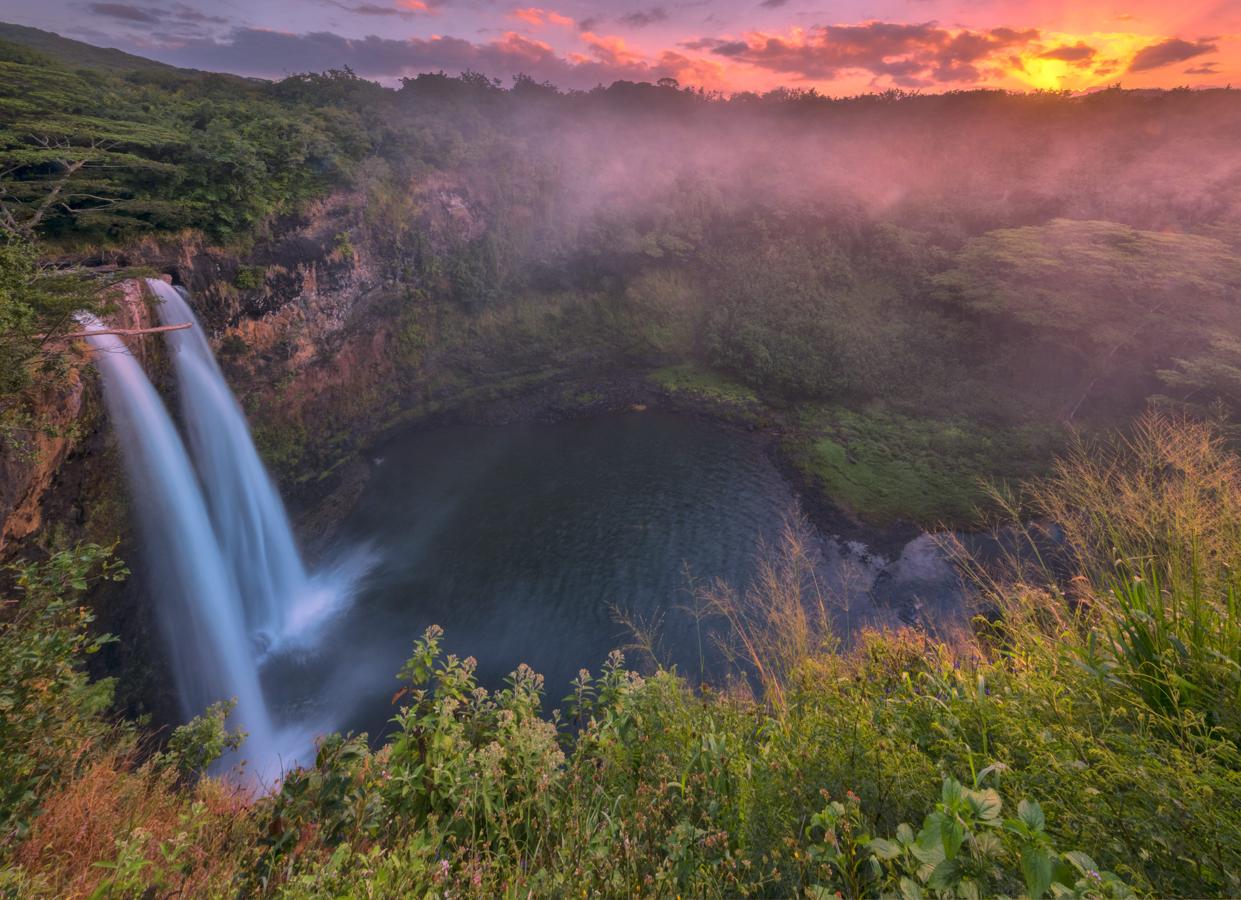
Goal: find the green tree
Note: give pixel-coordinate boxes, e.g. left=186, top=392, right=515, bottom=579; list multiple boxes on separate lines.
left=1158, top=335, right=1241, bottom=419
left=937, top=220, right=1241, bottom=419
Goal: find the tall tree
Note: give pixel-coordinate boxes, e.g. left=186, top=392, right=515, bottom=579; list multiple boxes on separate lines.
left=937, top=219, right=1241, bottom=419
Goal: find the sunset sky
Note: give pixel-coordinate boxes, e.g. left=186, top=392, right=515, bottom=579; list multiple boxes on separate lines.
left=5, top=0, right=1238, bottom=93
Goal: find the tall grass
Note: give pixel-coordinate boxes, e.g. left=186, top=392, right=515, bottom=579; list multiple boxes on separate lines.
left=695, top=517, right=838, bottom=711
left=975, top=412, right=1241, bottom=744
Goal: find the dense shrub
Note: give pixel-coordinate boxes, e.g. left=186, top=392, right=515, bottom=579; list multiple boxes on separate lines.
left=0, top=543, right=125, bottom=845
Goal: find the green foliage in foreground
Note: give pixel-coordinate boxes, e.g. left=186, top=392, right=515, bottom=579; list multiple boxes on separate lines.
left=243, top=626, right=1145, bottom=899
left=9, top=414, right=1241, bottom=897
left=0, top=543, right=125, bottom=843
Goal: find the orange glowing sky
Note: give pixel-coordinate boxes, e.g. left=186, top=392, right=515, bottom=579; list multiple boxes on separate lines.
left=10, top=0, right=1240, bottom=92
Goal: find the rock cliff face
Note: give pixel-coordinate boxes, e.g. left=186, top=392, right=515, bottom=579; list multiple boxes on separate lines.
left=125, top=192, right=397, bottom=433
left=0, top=278, right=157, bottom=555
left=0, top=370, right=87, bottom=551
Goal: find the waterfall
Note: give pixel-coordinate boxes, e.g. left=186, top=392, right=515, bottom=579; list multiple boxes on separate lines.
left=78, top=313, right=277, bottom=773
left=147, top=279, right=308, bottom=648
left=80, top=279, right=365, bottom=782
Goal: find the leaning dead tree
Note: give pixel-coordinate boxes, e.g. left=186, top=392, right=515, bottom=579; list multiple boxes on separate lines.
left=0, top=135, right=125, bottom=238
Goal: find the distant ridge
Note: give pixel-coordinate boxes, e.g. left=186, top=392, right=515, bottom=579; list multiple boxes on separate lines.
left=0, top=22, right=176, bottom=72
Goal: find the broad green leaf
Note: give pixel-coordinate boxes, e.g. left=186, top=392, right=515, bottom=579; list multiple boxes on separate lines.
left=1022, top=846, right=1054, bottom=899
left=927, top=858, right=962, bottom=891
left=1018, top=798, right=1045, bottom=833
left=973, top=788, right=1002, bottom=822
left=941, top=817, right=965, bottom=860
left=941, top=778, right=965, bottom=807
left=869, top=837, right=901, bottom=860
left=898, top=876, right=925, bottom=900
left=1062, top=850, right=1097, bottom=876
left=971, top=830, right=1003, bottom=859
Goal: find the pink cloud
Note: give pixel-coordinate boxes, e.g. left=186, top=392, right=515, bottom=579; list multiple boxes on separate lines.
left=694, top=21, right=1041, bottom=87
left=510, top=7, right=574, bottom=29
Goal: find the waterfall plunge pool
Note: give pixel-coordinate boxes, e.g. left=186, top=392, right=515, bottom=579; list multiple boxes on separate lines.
left=261, top=412, right=967, bottom=743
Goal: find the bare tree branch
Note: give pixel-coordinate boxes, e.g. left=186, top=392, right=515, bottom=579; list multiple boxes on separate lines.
left=1, top=135, right=127, bottom=237
left=24, top=157, right=90, bottom=234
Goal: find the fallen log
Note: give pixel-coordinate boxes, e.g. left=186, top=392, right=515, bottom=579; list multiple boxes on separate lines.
left=38, top=322, right=193, bottom=340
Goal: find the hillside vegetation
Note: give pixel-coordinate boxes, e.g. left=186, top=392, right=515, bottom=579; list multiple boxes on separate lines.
left=0, top=24, right=178, bottom=74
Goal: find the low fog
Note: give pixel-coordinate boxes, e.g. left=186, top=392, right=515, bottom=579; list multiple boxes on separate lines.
left=378, top=80, right=1241, bottom=240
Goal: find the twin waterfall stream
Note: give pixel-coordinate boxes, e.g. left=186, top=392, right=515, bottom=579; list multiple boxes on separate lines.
left=82, top=279, right=351, bottom=783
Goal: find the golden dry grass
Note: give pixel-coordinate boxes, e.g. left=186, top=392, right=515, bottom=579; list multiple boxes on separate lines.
left=17, top=752, right=253, bottom=899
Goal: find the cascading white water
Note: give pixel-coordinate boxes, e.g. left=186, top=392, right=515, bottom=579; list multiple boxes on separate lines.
left=82, top=280, right=369, bottom=782
left=78, top=314, right=277, bottom=773
left=147, top=279, right=307, bottom=648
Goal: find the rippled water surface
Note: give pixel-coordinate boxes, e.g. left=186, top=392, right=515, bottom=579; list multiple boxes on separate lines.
left=263, top=412, right=802, bottom=737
